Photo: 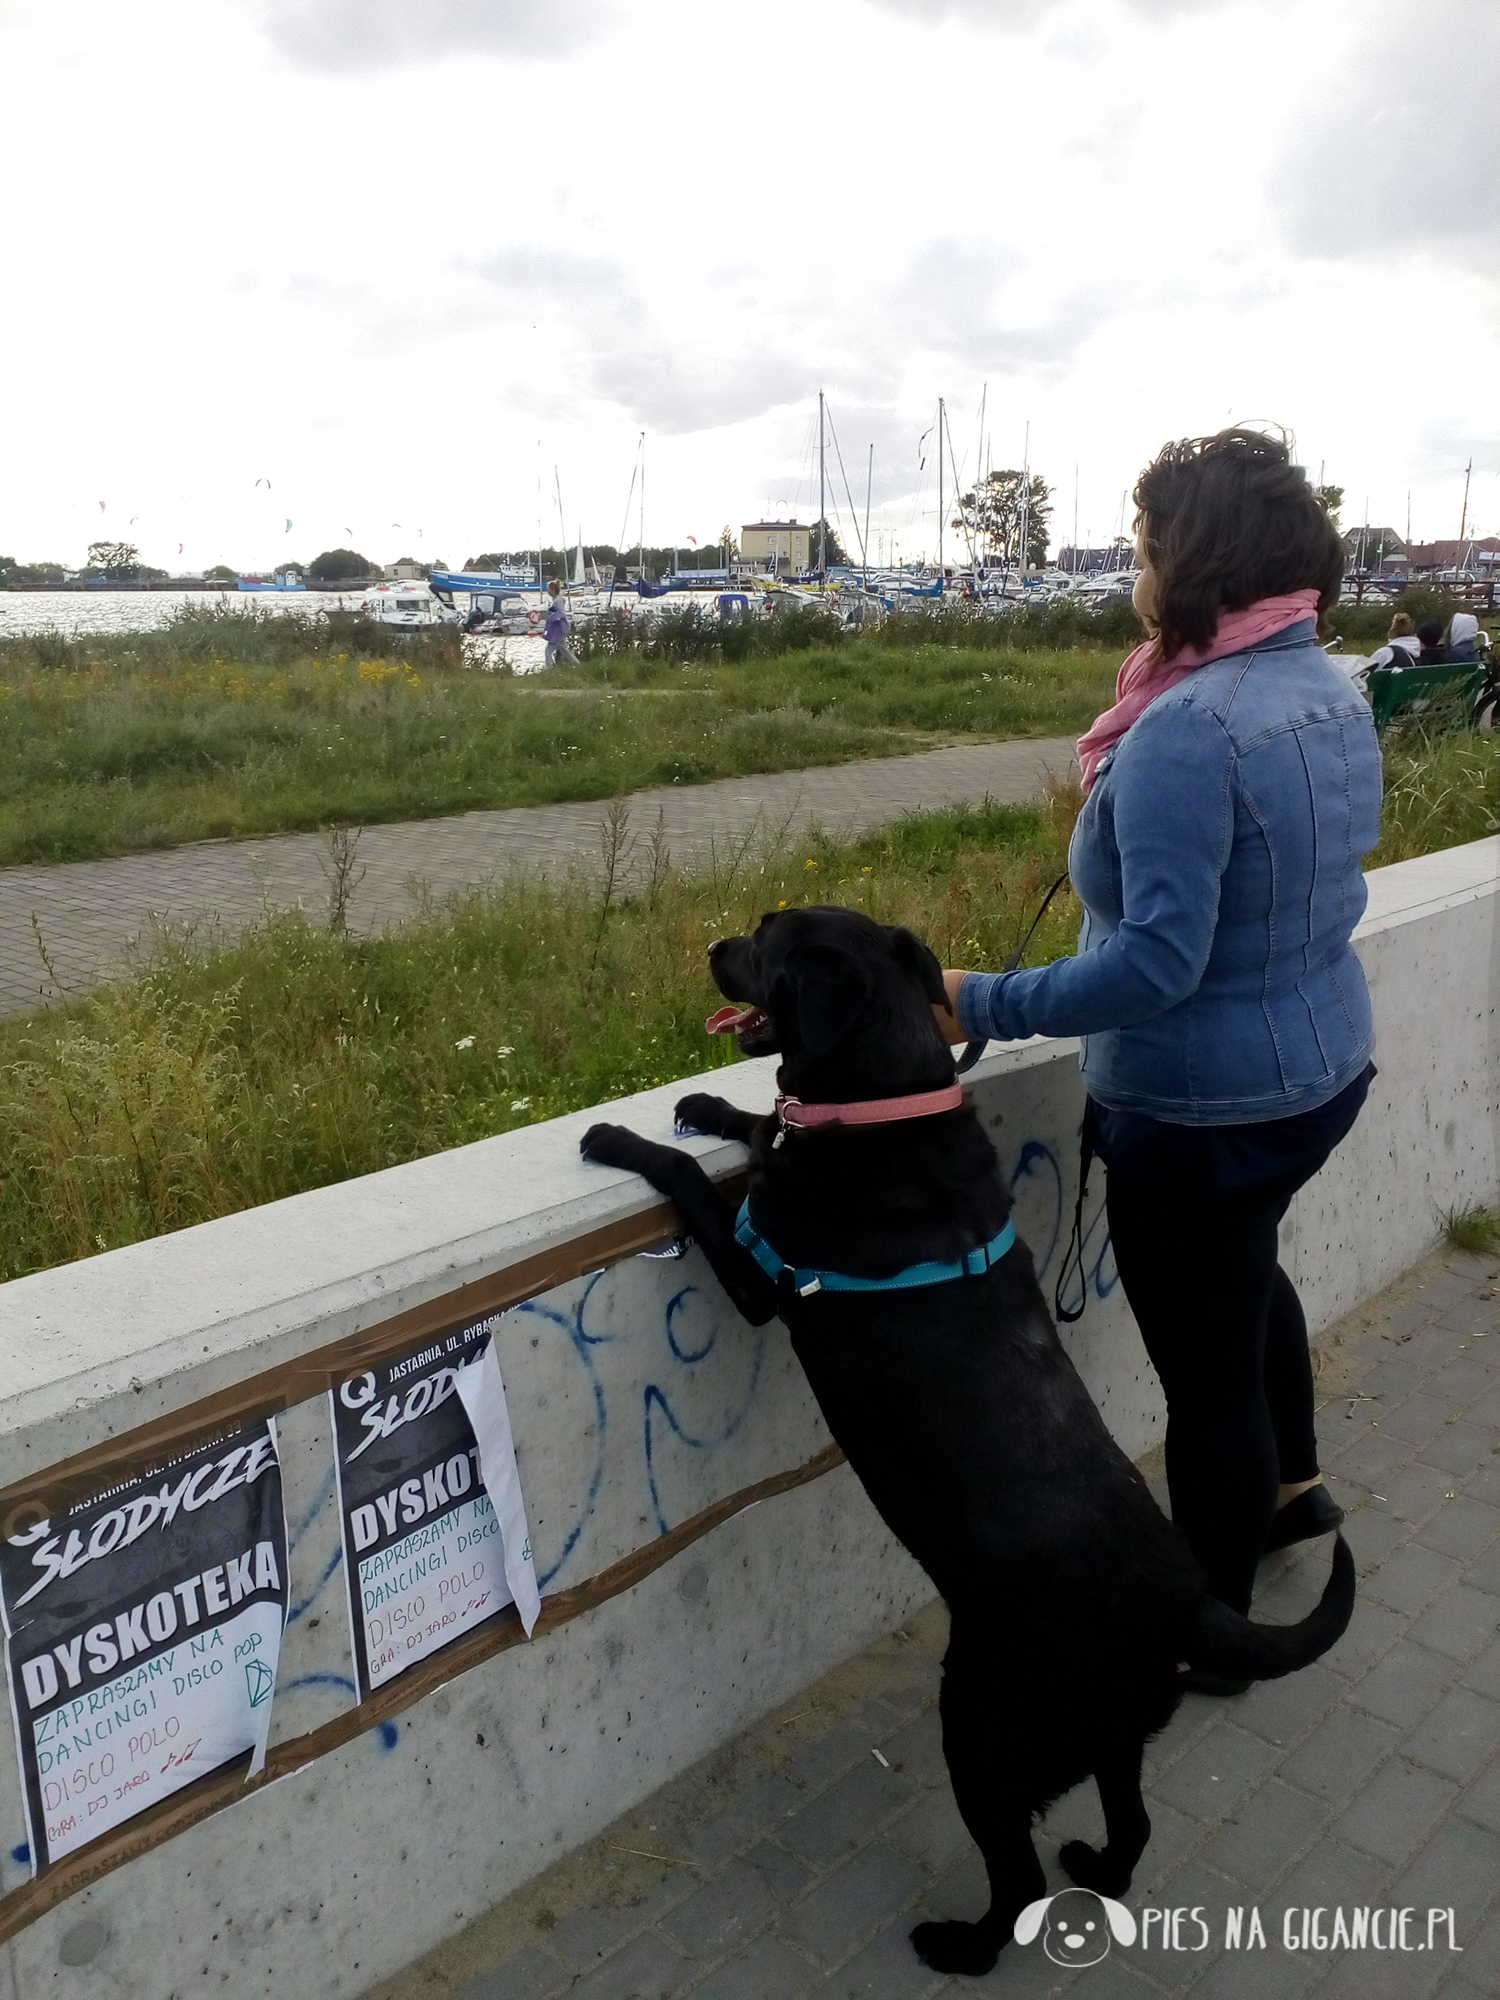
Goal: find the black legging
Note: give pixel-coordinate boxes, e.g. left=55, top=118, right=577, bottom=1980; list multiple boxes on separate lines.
left=1105, top=1164, right=1323, bottom=1615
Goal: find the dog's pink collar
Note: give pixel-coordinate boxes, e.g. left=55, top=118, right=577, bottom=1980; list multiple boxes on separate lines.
left=774, top=1083, right=963, bottom=1135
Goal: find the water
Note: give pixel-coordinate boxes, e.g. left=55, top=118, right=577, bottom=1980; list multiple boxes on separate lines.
left=0, top=589, right=367, bottom=637
left=0, top=585, right=733, bottom=675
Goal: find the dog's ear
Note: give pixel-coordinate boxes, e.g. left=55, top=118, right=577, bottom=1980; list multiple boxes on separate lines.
left=784, top=942, right=873, bottom=1055
left=1101, top=1897, right=1137, bottom=1945
left=887, top=926, right=947, bottom=1006
left=1012, top=1897, right=1053, bottom=1945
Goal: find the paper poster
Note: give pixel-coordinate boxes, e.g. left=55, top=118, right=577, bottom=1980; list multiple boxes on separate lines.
left=331, top=1309, right=538, bottom=1702
left=0, top=1419, right=288, bottom=1874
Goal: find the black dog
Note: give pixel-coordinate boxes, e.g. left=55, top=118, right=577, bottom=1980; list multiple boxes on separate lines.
left=580, top=906, right=1354, bottom=1976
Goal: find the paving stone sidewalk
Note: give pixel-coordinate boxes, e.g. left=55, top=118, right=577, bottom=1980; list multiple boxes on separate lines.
left=0, top=737, right=1076, bottom=1021
left=376, top=1239, right=1500, bottom=2000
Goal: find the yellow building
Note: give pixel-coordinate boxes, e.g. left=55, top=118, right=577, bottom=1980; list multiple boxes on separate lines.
left=740, top=520, right=811, bottom=572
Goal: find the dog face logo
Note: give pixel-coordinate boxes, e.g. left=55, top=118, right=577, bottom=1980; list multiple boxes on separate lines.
left=1014, top=1888, right=1137, bottom=1966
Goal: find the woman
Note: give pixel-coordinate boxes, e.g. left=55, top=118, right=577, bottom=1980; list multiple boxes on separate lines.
left=1368, top=609, right=1421, bottom=671
left=1443, top=610, right=1482, bottom=663
left=542, top=578, right=579, bottom=668
left=941, top=430, right=1382, bottom=1666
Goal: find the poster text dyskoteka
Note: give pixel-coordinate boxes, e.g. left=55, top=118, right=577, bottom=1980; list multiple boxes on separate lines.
left=5, top=1434, right=279, bottom=1609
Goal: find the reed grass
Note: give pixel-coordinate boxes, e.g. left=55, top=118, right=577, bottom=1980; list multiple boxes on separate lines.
left=0, top=605, right=1120, bottom=865
left=1441, top=1204, right=1500, bottom=1255
left=1367, top=693, right=1499, bottom=866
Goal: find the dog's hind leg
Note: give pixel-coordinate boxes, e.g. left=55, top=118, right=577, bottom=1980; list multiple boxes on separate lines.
left=1059, top=1737, right=1151, bottom=1897
left=910, top=1631, right=1045, bottom=1976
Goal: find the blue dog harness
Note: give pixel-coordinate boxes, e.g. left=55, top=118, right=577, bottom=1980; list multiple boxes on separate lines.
left=735, top=1199, right=1016, bottom=1299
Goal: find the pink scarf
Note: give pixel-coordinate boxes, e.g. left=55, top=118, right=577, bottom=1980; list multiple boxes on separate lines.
left=1077, top=589, right=1323, bottom=793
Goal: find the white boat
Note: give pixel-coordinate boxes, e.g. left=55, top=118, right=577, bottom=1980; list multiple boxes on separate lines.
left=357, top=582, right=459, bottom=629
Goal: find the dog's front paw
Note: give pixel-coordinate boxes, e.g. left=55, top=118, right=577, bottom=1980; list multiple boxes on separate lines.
left=579, top=1122, right=650, bottom=1172
left=673, top=1092, right=734, bottom=1138
left=910, top=1918, right=1004, bottom=1976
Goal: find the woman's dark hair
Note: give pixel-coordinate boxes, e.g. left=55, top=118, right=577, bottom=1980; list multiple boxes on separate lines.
left=1133, top=429, right=1346, bottom=655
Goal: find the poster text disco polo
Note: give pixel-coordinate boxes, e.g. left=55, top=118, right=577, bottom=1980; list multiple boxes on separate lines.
left=0, top=1421, right=288, bottom=1871
left=332, top=1309, right=529, bottom=1700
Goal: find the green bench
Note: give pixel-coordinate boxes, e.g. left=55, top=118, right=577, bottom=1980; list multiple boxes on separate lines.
left=1366, top=659, right=1484, bottom=728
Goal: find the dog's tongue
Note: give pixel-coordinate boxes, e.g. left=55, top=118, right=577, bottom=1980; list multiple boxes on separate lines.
left=705, top=1004, right=764, bottom=1036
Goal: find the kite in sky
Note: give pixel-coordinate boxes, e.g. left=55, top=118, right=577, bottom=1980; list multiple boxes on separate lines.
left=256, top=477, right=271, bottom=491
left=285, top=519, right=293, bottom=533
left=98, top=500, right=106, bottom=512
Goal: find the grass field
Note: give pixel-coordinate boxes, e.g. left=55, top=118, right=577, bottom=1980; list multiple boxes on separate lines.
left=2, top=692, right=1494, bottom=1282
left=0, top=604, right=1121, bottom=866
left=0, top=794, right=1081, bottom=1280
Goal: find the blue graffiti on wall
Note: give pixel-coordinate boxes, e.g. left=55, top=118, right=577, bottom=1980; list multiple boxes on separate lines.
left=642, top=1284, right=766, bottom=1536
left=268, top=1123, right=1117, bottom=1630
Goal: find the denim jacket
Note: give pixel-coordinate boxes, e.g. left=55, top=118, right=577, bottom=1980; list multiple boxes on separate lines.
left=957, top=623, right=1383, bottom=1123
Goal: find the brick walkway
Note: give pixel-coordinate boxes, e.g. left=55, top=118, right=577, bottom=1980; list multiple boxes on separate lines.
left=0, top=738, right=1076, bottom=1021
left=375, top=1240, right=1500, bottom=2000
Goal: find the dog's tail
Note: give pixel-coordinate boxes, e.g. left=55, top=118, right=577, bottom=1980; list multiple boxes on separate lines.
left=1188, top=1534, right=1355, bottom=1682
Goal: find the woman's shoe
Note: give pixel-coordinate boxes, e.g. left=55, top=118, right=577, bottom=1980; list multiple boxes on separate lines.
left=1263, top=1484, right=1344, bottom=1553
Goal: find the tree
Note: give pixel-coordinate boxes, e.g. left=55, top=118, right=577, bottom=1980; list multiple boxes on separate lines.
left=204, top=564, right=239, bottom=583
left=807, top=518, right=851, bottom=569
left=86, top=540, right=141, bottom=578
left=0, top=557, right=67, bottom=587
left=952, top=471, right=1052, bottom=569
left=309, top=547, right=375, bottom=582
left=1315, top=484, right=1344, bottom=529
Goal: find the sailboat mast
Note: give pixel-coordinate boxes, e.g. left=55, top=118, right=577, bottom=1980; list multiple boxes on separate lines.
left=864, top=443, right=872, bottom=591
left=977, top=382, right=987, bottom=573
left=1017, top=422, right=1030, bottom=579
left=639, top=434, right=646, bottom=582
left=938, top=397, right=944, bottom=575
left=1073, top=464, right=1079, bottom=575
left=819, top=390, right=827, bottom=586
left=1458, top=459, right=1473, bottom=570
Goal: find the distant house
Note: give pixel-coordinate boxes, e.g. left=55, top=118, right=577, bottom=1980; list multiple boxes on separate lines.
left=1404, top=537, right=1500, bottom=575
left=740, top=521, right=810, bottom=573
left=386, top=557, right=426, bottom=581
left=1341, top=528, right=1406, bottom=572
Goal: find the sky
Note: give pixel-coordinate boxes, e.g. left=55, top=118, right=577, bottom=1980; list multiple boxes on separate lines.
left=2, top=0, right=1496, bottom=574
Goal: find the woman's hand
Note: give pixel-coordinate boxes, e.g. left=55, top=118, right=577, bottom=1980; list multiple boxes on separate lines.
left=933, top=969, right=968, bottom=1044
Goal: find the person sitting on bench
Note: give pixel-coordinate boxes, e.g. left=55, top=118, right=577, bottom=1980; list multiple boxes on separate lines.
left=1417, top=619, right=1448, bottom=664
left=1368, top=611, right=1422, bottom=672
left=1444, top=611, right=1481, bottom=663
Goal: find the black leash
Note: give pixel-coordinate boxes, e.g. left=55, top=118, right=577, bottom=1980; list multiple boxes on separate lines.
left=946, top=868, right=1096, bottom=1324
left=1053, top=1103, right=1095, bottom=1325
left=953, top=872, right=1071, bottom=1074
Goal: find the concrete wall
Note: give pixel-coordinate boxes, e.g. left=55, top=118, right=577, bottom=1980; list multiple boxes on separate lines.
left=0, top=836, right=1494, bottom=1996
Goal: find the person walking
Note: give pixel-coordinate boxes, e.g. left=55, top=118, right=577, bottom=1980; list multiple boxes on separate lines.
left=939, top=431, right=1382, bottom=1674
left=543, top=577, right=579, bottom=668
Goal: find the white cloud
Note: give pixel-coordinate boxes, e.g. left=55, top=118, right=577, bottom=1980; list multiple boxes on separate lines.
left=1268, top=0, right=1500, bottom=255
left=2, top=0, right=1497, bottom=570
left=250, top=0, right=608, bottom=73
